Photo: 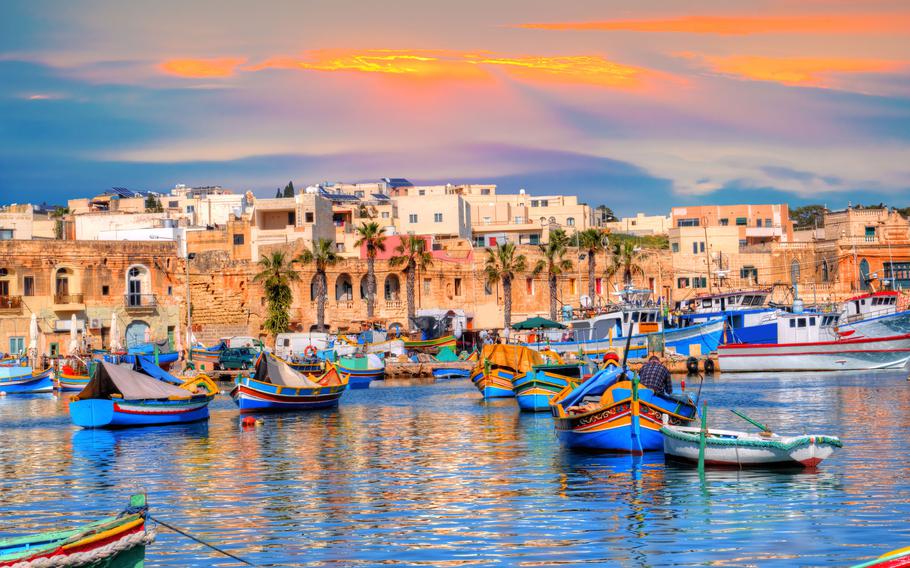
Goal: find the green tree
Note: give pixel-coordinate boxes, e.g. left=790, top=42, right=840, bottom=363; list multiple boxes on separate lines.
left=791, top=204, right=827, bottom=229
left=354, top=222, right=387, bottom=318
left=253, top=250, right=300, bottom=341
left=483, top=242, right=528, bottom=329
left=533, top=229, right=573, bottom=320
left=275, top=188, right=282, bottom=198
left=389, top=235, right=433, bottom=330
left=595, top=205, right=617, bottom=223
left=577, top=228, right=608, bottom=302
left=297, top=239, right=340, bottom=332
left=144, top=195, right=163, bottom=213
left=283, top=181, right=295, bottom=198
left=606, top=241, right=646, bottom=287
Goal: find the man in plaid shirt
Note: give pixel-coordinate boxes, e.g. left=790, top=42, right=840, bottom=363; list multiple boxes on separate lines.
left=638, top=355, right=672, bottom=395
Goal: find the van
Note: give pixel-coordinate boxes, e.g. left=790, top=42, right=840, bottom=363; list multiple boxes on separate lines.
left=273, top=332, right=331, bottom=360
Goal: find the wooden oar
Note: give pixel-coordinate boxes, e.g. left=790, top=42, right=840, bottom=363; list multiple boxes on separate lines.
left=731, top=409, right=772, bottom=434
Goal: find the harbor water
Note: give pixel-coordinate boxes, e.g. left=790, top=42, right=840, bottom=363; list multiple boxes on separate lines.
left=1, top=371, right=909, bottom=566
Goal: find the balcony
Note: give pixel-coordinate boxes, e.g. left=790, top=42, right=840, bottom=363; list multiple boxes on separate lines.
left=53, top=293, right=85, bottom=311
left=124, top=294, right=158, bottom=314
left=744, top=226, right=783, bottom=238
left=0, top=295, right=22, bottom=314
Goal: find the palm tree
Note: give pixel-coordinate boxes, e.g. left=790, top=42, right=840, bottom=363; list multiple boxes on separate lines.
left=297, top=239, right=340, bottom=332
left=253, top=250, right=300, bottom=341
left=354, top=222, right=387, bottom=318
left=484, top=242, right=528, bottom=329
left=389, top=235, right=433, bottom=330
left=606, top=241, right=646, bottom=288
left=577, top=228, right=608, bottom=302
left=533, top=229, right=574, bottom=320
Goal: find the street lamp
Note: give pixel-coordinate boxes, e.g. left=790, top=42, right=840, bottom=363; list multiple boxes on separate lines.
left=185, top=252, right=196, bottom=361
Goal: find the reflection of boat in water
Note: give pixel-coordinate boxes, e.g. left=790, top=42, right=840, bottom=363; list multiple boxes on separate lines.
left=0, top=493, right=154, bottom=567
left=0, top=366, right=54, bottom=394
left=471, top=344, right=544, bottom=399
left=661, top=425, right=842, bottom=468
left=551, top=366, right=698, bottom=454
left=232, top=353, right=348, bottom=412
left=69, top=360, right=216, bottom=428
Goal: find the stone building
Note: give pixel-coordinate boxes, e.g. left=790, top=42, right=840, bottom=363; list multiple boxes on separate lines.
left=0, top=240, right=182, bottom=355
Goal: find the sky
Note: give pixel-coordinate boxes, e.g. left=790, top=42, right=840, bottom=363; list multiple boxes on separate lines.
left=1, top=0, right=908, bottom=215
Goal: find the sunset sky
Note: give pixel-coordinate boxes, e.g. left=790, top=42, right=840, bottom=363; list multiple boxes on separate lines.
left=1, top=0, right=908, bottom=214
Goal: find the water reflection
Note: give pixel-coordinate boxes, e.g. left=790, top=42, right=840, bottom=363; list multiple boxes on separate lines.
left=0, top=374, right=908, bottom=566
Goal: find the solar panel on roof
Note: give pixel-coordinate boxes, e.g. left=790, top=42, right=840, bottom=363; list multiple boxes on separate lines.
left=371, top=194, right=390, bottom=201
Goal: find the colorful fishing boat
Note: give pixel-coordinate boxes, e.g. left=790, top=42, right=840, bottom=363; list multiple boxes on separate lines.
left=286, top=357, right=325, bottom=374
left=0, top=366, right=54, bottom=394
left=0, top=493, right=154, bottom=568
left=190, top=342, right=224, bottom=365
left=0, top=355, right=26, bottom=367
left=432, top=367, right=472, bottom=379
left=404, top=335, right=457, bottom=350
left=851, top=547, right=910, bottom=568
left=337, top=353, right=384, bottom=389
left=551, top=366, right=698, bottom=453
left=57, top=364, right=91, bottom=391
left=430, top=346, right=470, bottom=378
left=512, top=362, right=587, bottom=412
left=69, top=360, right=216, bottom=429
left=471, top=344, right=544, bottom=399
left=660, top=425, right=842, bottom=467
left=231, top=353, right=348, bottom=412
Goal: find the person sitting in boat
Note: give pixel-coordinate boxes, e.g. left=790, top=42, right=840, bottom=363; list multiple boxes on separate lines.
left=639, top=355, right=672, bottom=395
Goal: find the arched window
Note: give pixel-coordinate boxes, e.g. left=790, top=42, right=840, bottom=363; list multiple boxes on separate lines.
left=335, top=273, right=353, bottom=301
left=126, top=265, right=150, bottom=307
left=790, top=259, right=800, bottom=286
left=359, top=275, right=370, bottom=300
left=384, top=274, right=401, bottom=301
left=860, top=258, right=870, bottom=290
left=821, top=260, right=829, bottom=283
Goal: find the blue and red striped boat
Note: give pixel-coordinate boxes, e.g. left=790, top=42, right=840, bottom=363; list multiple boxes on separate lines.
left=231, top=353, right=348, bottom=412
left=0, top=367, right=54, bottom=394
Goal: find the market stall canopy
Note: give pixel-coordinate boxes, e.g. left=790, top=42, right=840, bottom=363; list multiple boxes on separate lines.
left=511, top=317, right=566, bottom=330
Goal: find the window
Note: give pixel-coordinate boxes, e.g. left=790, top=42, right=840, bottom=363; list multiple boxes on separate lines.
left=101, top=285, right=109, bottom=296
left=765, top=218, right=772, bottom=226
left=474, top=237, right=485, bottom=247
left=434, top=213, right=443, bottom=223
left=791, top=259, right=801, bottom=286
left=168, top=200, right=178, bottom=208
left=514, top=216, right=524, bottom=224
left=865, top=226, right=876, bottom=241
left=699, top=242, right=705, bottom=253
left=797, top=318, right=807, bottom=328
left=305, top=211, right=314, bottom=223
left=540, top=200, right=549, bottom=207
left=735, top=217, right=747, bottom=226
left=233, top=234, right=244, bottom=245
left=739, top=240, right=748, bottom=247
left=423, top=278, right=431, bottom=295
left=419, top=189, right=426, bottom=196
left=531, top=200, right=539, bottom=207
left=677, top=218, right=699, bottom=227
left=0, top=229, right=12, bottom=240
left=693, top=277, right=707, bottom=288
left=0, top=281, right=7, bottom=296
left=481, top=188, right=491, bottom=195
left=381, top=211, right=389, bottom=219
left=49, top=342, right=59, bottom=356
left=719, top=218, right=729, bottom=226
left=23, top=276, right=34, bottom=296
left=671, top=243, right=679, bottom=253
left=186, top=205, right=195, bottom=213
left=740, top=266, right=758, bottom=282
left=526, top=278, right=534, bottom=294
left=677, top=277, right=690, bottom=288
left=167, top=286, right=173, bottom=296
left=809, top=317, right=816, bottom=326
left=884, top=262, right=910, bottom=288
left=409, top=214, right=418, bottom=223
left=454, top=278, right=462, bottom=296
left=692, top=242, right=698, bottom=254
left=569, top=278, right=577, bottom=294
left=9, top=336, right=24, bottom=354
left=789, top=319, right=796, bottom=328
left=757, top=219, right=763, bottom=227
left=566, top=217, right=575, bottom=227
left=821, top=260, right=830, bottom=282
left=287, top=212, right=296, bottom=226
left=528, top=234, right=540, bottom=245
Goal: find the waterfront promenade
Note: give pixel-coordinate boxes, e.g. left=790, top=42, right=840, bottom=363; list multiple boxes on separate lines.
left=0, top=371, right=906, bottom=566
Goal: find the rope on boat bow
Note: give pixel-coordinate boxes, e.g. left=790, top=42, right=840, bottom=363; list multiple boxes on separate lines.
left=150, top=516, right=260, bottom=567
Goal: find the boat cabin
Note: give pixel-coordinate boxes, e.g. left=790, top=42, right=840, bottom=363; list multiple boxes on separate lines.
left=683, top=290, right=771, bottom=314
left=566, top=306, right=664, bottom=342
left=777, top=312, right=841, bottom=344
left=840, top=291, right=898, bottom=324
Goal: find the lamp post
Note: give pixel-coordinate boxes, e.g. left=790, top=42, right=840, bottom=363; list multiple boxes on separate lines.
left=185, top=252, right=196, bottom=361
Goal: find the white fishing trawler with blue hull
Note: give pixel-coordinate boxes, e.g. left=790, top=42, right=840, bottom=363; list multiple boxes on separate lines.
left=673, top=289, right=780, bottom=345
left=836, top=290, right=910, bottom=339
left=540, top=289, right=725, bottom=358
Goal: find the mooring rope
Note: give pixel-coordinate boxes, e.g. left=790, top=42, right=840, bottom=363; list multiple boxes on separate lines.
left=150, top=516, right=260, bottom=567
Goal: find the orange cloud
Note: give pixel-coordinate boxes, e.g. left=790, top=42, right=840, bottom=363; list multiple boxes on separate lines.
left=514, top=14, right=910, bottom=35
left=159, top=57, right=246, bottom=78
left=248, top=49, right=647, bottom=88
left=704, top=55, right=905, bottom=87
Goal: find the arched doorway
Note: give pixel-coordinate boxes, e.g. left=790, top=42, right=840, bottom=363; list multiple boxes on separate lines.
left=125, top=320, right=150, bottom=348
left=335, top=273, right=353, bottom=301
left=359, top=275, right=369, bottom=300
left=54, top=267, right=73, bottom=299
left=860, top=258, right=870, bottom=290
left=384, top=274, right=401, bottom=301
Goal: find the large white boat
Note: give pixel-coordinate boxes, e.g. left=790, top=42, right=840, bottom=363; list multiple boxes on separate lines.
left=719, top=310, right=910, bottom=372
left=836, top=291, right=910, bottom=339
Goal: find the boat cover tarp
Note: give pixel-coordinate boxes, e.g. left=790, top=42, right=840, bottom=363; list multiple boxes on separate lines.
left=127, top=340, right=171, bottom=355
left=435, top=346, right=459, bottom=362
left=254, top=354, right=320, bottom=387
left=78, top=362, right=192, bottom=400
left=559, top=366, right=623, bottom=408
left=481, top=344, right=544, bottom=373
left=137, top=357, right=183, bottom=385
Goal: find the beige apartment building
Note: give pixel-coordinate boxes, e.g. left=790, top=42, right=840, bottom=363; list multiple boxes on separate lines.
left=249, top=194, right=334, bottom=261
left=606, top=213, right=671, bottom=235
left=392, top=194, right=471, bottom=240
left=671, top=204, right=794, bottom=245
left=0, top=204, right=57, bottom=240
left=466, top=190, right=594, bottom=247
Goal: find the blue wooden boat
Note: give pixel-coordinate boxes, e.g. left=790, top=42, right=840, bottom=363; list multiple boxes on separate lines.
left=512, top=362, right=586, bottom=412
left=231, top=354, right=348, bottom=412
left=432, top=368, right=471, bottom=379
left=550, top=366, right=698, bottom=454
left=0, top=366, right=54, bottom=394
left=673, top=289, right=778, bottom=345
left=471, top=344, right=544, bottom=399
left=190, top=341, right=224, bottom=365
left=286, top=358, right=325, bottom=374
left=69, top=360, right=216, bottom=429
left=337, top=354, right=384, bottom=389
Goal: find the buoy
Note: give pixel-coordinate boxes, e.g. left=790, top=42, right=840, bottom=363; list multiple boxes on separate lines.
left=0, top=391, right=6, bottom=397
left=241, top=416, right=257, bottom=426
left=680, top=378, right=686, bottom=391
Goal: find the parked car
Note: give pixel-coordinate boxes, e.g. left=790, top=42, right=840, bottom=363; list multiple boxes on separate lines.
left=219, top=347, right=257, bottom=370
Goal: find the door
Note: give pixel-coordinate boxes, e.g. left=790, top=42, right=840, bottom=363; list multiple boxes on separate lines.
left=125, top=321, right=149, bottom=348
left=128, top=268, right=142, bottom=306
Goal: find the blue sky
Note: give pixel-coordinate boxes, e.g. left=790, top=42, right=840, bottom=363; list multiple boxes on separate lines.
left=1, top=0, right=908, bottom=215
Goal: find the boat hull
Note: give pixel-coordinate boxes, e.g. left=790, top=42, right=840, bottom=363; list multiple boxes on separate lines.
left=0, top=368, right=54, bottom=394
left=661, top=426, right=842, bottom=467
left=69, top=397, right=211, bottom=428
left=547, top=319, right=725, bottom=358
left=404, top=335, right=457, bottom=350
left=231, top=378, right=346, bottom=412
left=337, top=367, right=383, bottom=389
left=57, top=372, right=90, bottom=391
left=471, top=367, right=515, bottom=398
left=512, top=369, right=578, bottom=412
left=719, top=333, right=910, bottom=372
left=432, top=368, right=471, bottom=379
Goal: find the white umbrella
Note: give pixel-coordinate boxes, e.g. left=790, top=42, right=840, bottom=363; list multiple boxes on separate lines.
left=28, top=313, right=39, bottom=351
left=109, top=314, right=122, bottom=352
left=144, top=326, right=151, bottom=343
left=68, top=314, right=80, bottom=355
left=174, top=324, right=182, bottom=356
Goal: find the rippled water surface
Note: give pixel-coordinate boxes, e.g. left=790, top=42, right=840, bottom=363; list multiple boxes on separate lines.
left=2, top=372, right=909, bottom=567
